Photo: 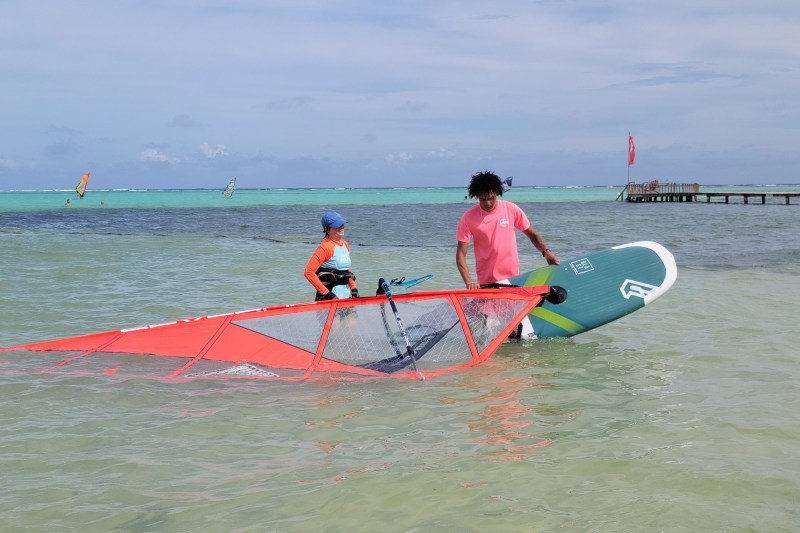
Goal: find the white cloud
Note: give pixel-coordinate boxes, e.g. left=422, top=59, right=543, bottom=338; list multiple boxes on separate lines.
left=140, top=149, right=178, bottom=164
left=200, top=142, right=229, bottom=158
left=386, top=152, right=414, bottom=164
left=0, top=158, right=16, bottom=169
left=427, top=148, right=457, bottom=159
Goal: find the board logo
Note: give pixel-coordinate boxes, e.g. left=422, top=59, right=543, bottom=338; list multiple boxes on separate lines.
left=569, top=258, right=594, bottom=275
left=620, top=279, right=658, bottom=299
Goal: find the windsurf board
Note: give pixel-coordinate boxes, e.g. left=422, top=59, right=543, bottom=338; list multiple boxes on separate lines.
left=508, top=241, right=677, bottom=338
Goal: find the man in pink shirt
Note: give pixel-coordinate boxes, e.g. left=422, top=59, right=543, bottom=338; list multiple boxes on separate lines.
left=456, top=171, right=560, bottom=289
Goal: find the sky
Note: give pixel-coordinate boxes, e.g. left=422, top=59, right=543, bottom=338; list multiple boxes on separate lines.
left=2, top=0, right=799, bottom=190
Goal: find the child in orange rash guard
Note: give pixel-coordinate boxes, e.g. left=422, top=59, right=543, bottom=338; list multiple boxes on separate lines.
left=304, top=211, right=359, bottom=301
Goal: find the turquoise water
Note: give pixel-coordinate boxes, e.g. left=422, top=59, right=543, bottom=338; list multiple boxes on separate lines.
left=1, top=188, right=799, bottom=531
left=4, top=183, right=800, bottom=211
left=1, top=186, right=621, bottom=211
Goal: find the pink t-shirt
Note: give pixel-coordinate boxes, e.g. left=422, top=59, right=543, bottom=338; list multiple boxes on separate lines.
left=456, top=200, right=531, bottom=284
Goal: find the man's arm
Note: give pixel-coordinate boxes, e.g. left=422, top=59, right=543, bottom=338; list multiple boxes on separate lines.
left=522, top=226, right=560, bottom=265
left=456, top=241, right=479, bottom=289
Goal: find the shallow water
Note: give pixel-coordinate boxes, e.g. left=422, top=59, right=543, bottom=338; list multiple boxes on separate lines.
left=1, top=191, right=798, bottom=531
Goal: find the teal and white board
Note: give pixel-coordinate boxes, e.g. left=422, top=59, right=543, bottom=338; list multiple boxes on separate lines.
left=508, top=241, right=677, bottom=338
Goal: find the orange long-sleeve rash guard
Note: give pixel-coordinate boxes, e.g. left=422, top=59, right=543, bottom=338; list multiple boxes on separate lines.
left=303, top=239, right=357, bottom=295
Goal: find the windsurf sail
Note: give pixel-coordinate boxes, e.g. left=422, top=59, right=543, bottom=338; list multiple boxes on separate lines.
left=502, top=176, right=512, bottom=192
left=222, top=178, right=236, bottom=197
left=0, top=286, right=557, bottom=381
left=74, top=173, right=90, bottom=198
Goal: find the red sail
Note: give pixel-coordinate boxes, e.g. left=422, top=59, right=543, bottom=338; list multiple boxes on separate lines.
left=1, top=287, right=553, bottom=381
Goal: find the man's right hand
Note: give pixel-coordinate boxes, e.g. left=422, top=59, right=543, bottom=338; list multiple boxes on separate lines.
left=322, top=292, right=337, bottom=300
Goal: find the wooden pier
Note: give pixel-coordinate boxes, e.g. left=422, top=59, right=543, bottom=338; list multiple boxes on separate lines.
left=621, top=181, right=799, bottom=204
left=698, top=191, right=799, bottom=205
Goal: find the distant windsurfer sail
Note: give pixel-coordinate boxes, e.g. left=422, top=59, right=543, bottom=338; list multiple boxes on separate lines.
left=75, top=173, right=89, bottom=198
left=223, top=178, right=236, bottom=197
left=502, top=176, right=512, bottom=192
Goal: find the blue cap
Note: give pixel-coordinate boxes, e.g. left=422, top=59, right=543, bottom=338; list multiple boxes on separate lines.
left=321, top=211, right=346, bottom=229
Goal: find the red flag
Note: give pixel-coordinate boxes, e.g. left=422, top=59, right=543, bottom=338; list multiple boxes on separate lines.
left=628, top=135, right=636, bottom=166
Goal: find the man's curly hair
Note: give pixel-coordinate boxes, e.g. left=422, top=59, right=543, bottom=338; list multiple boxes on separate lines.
left=467, top=170, right=504, bottom=199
